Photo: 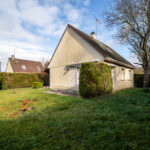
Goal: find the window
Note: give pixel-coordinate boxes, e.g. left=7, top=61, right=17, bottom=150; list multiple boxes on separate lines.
left=111, top=69, right=115, bottom=82
left=37, top=66, right=41, bottom=71
left=128, top=70, right=132, bottom=80
left=22, top=65, right=26, bottom=70
left=121, top=69, right=125, bottom=80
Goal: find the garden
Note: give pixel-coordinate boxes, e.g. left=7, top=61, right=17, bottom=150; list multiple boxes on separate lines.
left=0, top=88, right=150, bottom=150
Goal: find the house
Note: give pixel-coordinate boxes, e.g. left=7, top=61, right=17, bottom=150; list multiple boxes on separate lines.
left=6, top=55, right=43, bottom=73
left=48, top=24, right=134, bottom=91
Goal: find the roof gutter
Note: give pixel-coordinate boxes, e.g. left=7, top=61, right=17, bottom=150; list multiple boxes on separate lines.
left=105, top=57, right=135, bottom=69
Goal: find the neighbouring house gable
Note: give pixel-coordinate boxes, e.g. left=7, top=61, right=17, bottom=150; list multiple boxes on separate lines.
left=49, top=26, right=104, bottom=68
left=6, top=59, right=13, bottom=73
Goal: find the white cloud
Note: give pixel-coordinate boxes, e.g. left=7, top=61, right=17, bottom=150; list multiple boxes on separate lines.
left=0, top=0, right=45, bottom=44
left=18, top=0, right=60, bottom=27
left=0, top=0, right=90, bottom=71
left=0, top=40, right=48, bottom=51
left=64, top=3, right=80, bottom=22
left=63, top=2, right=89, bottom=28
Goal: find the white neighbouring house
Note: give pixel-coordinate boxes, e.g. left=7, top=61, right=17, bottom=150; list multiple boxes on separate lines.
left=48, top=24, right=134, bottom=92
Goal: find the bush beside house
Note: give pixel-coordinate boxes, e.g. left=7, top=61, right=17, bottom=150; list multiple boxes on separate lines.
left=134, top=74, right=150, bottom=87
left=0, top=73, right=48, bottom=90
left=79, top=63, right=112, bottom=98
left=0, top=73, right=6, bottom=90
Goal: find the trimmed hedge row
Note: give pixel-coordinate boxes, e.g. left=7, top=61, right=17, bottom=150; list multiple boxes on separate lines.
left=134, top=74, right=150, bottom=87
left=0, top=73, right=49, bottom=90
left=79, top=63, right=112, bottom=98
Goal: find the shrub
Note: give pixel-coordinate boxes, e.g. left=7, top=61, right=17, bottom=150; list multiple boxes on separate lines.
left=134, top=74, right=150, bottom=87
left=32, top=82, right=43, bottom=88
left=134, top=74, right=143, bottom=87
left=38, top=73, right=49, bottom=86
left=0, top=73, right=6, bottom=90
left=0, top=73, right=49, bottom=90
left=79, top=62, right=112, bottom=98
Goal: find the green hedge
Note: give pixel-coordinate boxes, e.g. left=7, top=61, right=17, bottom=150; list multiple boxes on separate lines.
left=0, top=73, right=49, bottom=90
left=32, top=82, right=43, bottom=88
left=134, top=74, right=150, bottom=87
left=79, top=63, right=112, bottom=98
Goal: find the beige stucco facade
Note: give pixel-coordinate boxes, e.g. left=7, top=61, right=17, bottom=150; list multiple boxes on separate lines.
left=111, top=66, right=134, bottom=91
left=50, top=66, right=79, bottom=91
left=49, top=26, right=134, bottom=92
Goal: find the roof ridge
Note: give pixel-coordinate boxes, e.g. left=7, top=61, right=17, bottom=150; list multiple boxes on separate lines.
left=68, top=24, right=96, bottom=41
left=9, top=58, right=42, bottom=63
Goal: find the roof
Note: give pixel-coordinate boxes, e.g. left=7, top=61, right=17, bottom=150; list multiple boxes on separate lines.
left=68, top=24, right=134, bottom=69
left=9, top=58, right=43, bottom=73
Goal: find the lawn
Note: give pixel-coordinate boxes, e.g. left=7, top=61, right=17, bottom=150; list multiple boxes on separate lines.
left=0, top=88, right=150, bottom=150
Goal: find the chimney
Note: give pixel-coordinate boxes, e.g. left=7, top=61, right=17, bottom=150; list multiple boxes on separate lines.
left=11, top=55, right=15, bottom=60
left=90, top=32, right=96, bottom=39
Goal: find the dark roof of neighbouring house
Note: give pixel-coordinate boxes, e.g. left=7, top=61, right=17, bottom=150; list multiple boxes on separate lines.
left=9, top=58, right=43, bottom=73
left=68, top=24, right=134, bottom=69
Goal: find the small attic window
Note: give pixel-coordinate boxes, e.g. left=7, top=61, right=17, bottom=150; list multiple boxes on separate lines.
left=37, top=66, right=41, bottom=71
left=22, top=65, right=26, bottom=70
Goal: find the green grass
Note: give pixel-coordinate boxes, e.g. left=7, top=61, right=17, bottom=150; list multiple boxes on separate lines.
left=0, top=88, right=150, bottom=150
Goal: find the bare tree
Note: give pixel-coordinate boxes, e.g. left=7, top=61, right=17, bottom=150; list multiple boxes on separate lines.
left=41, top=57, right=49, bottom=73
left=104, top=0, right=150, bottom=91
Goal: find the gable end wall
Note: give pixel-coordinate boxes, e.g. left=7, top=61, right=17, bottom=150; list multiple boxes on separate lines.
left=6, top=60, right=13, bottom=73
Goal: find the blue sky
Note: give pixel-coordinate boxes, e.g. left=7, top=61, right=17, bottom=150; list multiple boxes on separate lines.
left=0, top=0, right=136, bottom=71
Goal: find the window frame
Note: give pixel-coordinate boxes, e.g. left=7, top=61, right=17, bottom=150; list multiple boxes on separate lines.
left=128, top=70, right=132, bottom=80
left=121, top=68, right=125, bottom=81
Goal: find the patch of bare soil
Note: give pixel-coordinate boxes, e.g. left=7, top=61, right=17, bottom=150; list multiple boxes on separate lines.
left=9, top=99, right=38, bottom=118
left=9, top=112, right=20, bottom=118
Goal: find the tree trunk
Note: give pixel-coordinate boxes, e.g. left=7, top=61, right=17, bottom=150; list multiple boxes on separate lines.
left=143, top=66, right=149, bottom=92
